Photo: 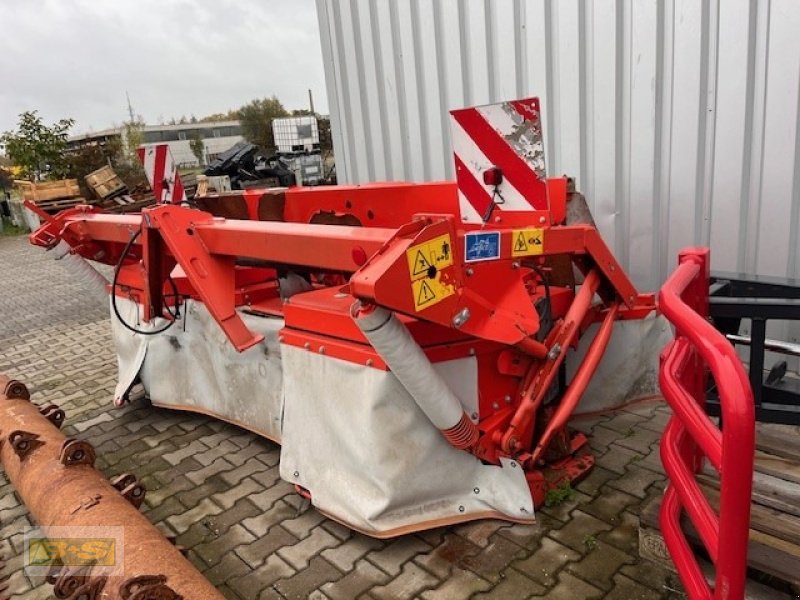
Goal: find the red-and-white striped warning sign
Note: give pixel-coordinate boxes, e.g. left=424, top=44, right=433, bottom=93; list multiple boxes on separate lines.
left=136, top=144, right=186, bottom=204
left=450, top=98, right=547, bottom=223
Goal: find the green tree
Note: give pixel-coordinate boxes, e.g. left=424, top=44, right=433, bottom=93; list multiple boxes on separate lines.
left=189, top=132, right=205, bottom=165
left=122, top=117, right=145, bottom=164
left=199, top=109, right=240, bottom=123
left=65, top=136, right=124, bottom=197
left=238, top=96, right=289, bottom=151
left=1, top=111, right=75, bottom=179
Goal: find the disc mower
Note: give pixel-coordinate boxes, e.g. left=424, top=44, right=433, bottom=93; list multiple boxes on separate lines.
left=26, top=97, right=655, bottom=537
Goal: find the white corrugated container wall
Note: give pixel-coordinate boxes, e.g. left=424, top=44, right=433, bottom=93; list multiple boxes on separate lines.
left=317, top=0, right=800, bottom=364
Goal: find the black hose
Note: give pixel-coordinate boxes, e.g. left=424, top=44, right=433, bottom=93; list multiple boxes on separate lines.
left=111, top=229, right=180, bottom=336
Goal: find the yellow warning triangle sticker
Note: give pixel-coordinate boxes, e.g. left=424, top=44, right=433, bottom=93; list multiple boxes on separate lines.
left=513, top=231, right=528, bottom=253
left=417, top=280, right=436, bottom=306
left=412, top=250, right=433, bottom=277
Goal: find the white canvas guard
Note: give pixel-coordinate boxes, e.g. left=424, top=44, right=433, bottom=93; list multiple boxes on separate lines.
left=279, top=345, right=534, bottom=537
left=110, top=297, right=533, bottom=535
left=110, top=297, right=284, bottom=441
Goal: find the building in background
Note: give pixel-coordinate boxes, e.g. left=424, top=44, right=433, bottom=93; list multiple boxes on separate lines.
left=316, top=0, right=800, bottom=295
left=67, top=121, right=244, bottom=167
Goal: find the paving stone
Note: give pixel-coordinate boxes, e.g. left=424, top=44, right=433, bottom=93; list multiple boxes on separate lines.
left=639, top=409, right=673, bottom=433
left=166, top=498, right=224, bottom=534
left=599, top=509, right=640, bottom=553
left=241, top=500, right=297, bottom=538
left=186, top=457, right=235, bottom=485
left=620, top=558, right=681, bottom=595
left=162, top=440, right=207, bottom=466
left=494, top=519, right=552, bottom=550
left=413, top=533, right=481, bottom=579
left=321, top=533, right=383, bottom=572
left=574, top=465, right=618, bottom=497
left=280, top=506, right=328, bottom=540
left=204, top=497, right=263, bottom=536
left=144, top=474, right=195, bottom=507
left=473, top=568, right=546, bottom=599
left=251, top=465, right=281, bottom=489
left=216, top=456, right=270, bottom=488
left=601, top=411, right=650, bottom=435
left=320, top=559, right=390, bottom=600
left=211, top=477, right=264, bottom=510
left=70, top=410, right=114, bottom=431
left=461, top=534, right=528, bottom=582
left=278, top=527, right=340, bottom=570
left=153, top=456, right=205, bottom=485
left=321, top=519, right=352, bottom=542
left=368, top=536, right=432, bottom=576
left=175, top=519, right=217, bottom=550
left=595, top=444, right=644, bottom=474
left=613, top=425, right=662, bottom=455
left=453, top=519, right=509, bottom=548
left=532, top=571, right=603, bottom=599
left=582, top=485, right=640, bottom=523
left=420, top=566, right=491, bottom=599
left=569, top=414, right=611, bottom=434
left=236, top=525, right=299, bottom=569
left=586, top=424, right=625, bottom=453
left=228, top=554, right=296, bottom=600
left=194, top=439, right=239, bottom=467
left=273, top=555, right=342, bottom=600
left=608, top=572, right=664, bottom=599
left=203, top=552, right=253, bottom=586
left=512, top=536, right=579, bottom=587
left=195, top=524, right=256, bottom=567
left=248, top=480, right=295, bottom=511
left=549, top=510, right=614, bottom=553
left=566, top=539, right=635, bottom=591
left=606, top=464, right=666, bottom=499
left=368, top=561, right=439, bottom=600
left=539, top=489, right=592, bottom=522
left=636, top=441, right=667, bottom=473
left=227, top=440, right=273, bottom=466
left=143, top=496, right=186, bottom=525
left=176, top=477, right=231, bottom=508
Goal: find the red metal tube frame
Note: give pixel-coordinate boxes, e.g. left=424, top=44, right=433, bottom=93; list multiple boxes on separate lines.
left=658, top=248, right=754, bottom=600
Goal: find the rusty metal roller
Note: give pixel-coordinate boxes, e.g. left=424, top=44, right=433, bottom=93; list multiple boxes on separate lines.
left=0, top=374, right=224, bottom=600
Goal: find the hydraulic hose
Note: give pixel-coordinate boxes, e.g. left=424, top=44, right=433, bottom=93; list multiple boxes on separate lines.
left=353, top=303, right=479, bottom=450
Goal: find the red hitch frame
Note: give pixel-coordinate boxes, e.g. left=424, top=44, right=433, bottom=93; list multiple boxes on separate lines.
left=658, top=248, right=755, bottom=599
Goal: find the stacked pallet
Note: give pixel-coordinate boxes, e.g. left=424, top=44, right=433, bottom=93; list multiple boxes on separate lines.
left=14, top=179, right=85, bottom=214
left=84, top=166, right=155, bottom=214
left=640, top=423, right=800, bottom=591
left=85, top=165, right=126, bottom=199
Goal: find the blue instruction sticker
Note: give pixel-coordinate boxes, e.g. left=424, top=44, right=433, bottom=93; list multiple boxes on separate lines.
left=464, top=231, right=501, bottom=263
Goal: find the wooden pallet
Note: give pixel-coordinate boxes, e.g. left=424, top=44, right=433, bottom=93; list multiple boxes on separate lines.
left=36, top=197, right=87, bottom=214
left=85, top=165, right=127, bottom=200
left=15, top=179, right=80, bottom=202
left=640, top=424, right=800, bottom=589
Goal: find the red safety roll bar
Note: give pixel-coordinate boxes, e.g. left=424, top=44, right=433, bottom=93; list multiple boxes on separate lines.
left=658, top=248, right=755, bottom=600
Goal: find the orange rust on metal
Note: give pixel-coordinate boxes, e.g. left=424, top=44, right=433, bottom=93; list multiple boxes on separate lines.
left=0, top=375, right=224, bottom=600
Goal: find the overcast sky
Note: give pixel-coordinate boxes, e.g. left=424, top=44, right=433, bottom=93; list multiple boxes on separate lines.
left=0, top=0, right=328, bottom=135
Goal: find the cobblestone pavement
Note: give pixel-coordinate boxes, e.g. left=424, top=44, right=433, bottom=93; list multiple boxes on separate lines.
left=0, top=234, right=685, bottom=599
